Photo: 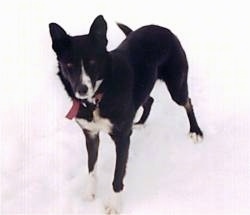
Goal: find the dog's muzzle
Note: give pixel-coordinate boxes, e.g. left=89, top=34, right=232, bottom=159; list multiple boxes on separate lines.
left=75, top=84, right=89, bottom=100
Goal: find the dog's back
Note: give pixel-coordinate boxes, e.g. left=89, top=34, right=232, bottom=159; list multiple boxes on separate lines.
left=115, top=25, right=188, bottom=109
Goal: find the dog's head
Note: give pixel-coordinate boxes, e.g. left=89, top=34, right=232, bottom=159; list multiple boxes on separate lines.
left=49, top=15, right=108, bottom=102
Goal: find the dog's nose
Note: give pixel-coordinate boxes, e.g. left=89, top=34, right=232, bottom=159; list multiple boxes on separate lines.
left=77, top=85, right=88, bottom=95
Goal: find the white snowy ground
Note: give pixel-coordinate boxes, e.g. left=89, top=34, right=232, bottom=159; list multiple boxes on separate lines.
left=1, top=0, right=250, bottom=214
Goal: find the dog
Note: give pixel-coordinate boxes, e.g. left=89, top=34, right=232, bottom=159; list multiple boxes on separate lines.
left=49, top=15, right=203, bottom=214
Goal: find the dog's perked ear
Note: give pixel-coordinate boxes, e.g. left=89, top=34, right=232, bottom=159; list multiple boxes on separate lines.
left=89, top=15, right=107, bottom=48
left=49, top=23, right=70, bottom=53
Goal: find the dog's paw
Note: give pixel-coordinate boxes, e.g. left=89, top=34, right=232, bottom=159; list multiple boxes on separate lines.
left=189, top=132, right=203, bottom=143
left=104, top=192, right=121, bottom=215
left=104, top=205, right=119, bottom=215
left=83, top=190, right=95, bottom=201
left=83, top=172, right=96, bottom=201
left=133, top=123, right=146, bottom=130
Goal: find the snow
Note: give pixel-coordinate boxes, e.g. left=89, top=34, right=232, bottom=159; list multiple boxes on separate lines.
left=1, top=0, right=250, bottom=214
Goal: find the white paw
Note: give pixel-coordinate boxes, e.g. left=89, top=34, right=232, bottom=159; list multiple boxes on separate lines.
left=189, top=132, right=203, bottom=143
left=104, top=191, right=122, bottom=214
left=83, top=190, right=95, bottom=201
left=104, top=205, right=119, bottom=215
left=133, top=123, right=146, bottom=130
left=83, top=171, right=96, bottom=201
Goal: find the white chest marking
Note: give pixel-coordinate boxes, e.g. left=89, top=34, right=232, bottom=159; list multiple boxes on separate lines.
left=76, top=109, right=113, bottom=134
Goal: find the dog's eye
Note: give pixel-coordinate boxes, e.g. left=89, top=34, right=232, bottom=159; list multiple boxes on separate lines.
left=89, top=60, right=95, bottom=65
left=66, top=63, right=73, bottom=69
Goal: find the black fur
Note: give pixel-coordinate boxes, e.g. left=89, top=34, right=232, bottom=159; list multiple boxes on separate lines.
left=49, top=15, right=203, bottom=202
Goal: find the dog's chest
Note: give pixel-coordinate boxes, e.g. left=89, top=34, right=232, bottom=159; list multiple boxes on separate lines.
left=76, top=108, right=113, bottom=134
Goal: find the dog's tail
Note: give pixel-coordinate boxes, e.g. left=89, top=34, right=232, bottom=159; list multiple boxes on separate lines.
left=117, top=23, right=133, bottom=36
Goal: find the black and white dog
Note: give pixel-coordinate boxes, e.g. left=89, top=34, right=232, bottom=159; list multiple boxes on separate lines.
left=49, top=15, right=203, bottom=214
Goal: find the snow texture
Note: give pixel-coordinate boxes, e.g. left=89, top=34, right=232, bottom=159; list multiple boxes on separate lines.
left=1, top=0, right=250, bottom=214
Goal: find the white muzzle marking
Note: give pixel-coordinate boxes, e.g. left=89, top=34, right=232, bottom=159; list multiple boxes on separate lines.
left=75, top=61, right=103, bottom=102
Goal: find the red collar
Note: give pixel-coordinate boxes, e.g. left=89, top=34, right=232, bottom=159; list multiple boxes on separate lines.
left=94, top=93, right=103, bottom=105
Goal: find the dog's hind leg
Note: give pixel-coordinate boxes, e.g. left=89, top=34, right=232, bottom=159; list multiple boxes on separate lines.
left=184, top=98, right=203, bottom=142
left=135, top=96, right=154, bottom=125
left=160, top=62, right=203, bottom=142
left=169, top=88, right=203, bottom=142
left=82, top=129, right=100, bottom=201
left=166, top=78, right=203, bottom=142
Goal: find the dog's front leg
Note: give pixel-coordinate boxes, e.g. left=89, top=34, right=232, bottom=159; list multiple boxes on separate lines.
left=105, top=133, right=131, bottom=214
left=83, top=129, right=100, bottom=201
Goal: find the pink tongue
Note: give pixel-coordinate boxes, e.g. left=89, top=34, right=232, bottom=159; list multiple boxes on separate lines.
left=66, top=99, right=80, bottom=120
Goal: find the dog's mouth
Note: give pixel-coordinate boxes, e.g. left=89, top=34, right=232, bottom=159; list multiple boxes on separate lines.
left=66, top=80, right=103, bottom=120
left=76, top=95, right=95, bottom=104
left=66, top=93, right=103, bottom=120
left=75, top=93, right=87, bottom=100
left=74, top=84, right=97, bottom=103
